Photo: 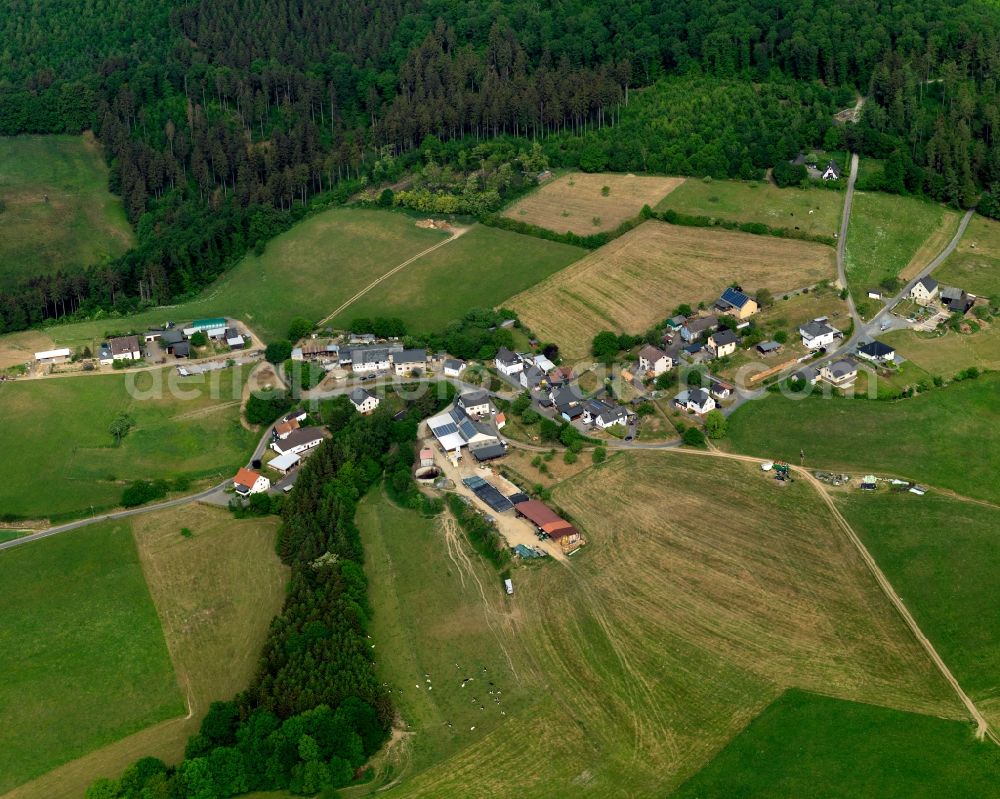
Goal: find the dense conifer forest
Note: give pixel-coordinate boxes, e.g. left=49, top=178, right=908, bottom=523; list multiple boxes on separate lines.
left=1, top=0, right=999, bottom=332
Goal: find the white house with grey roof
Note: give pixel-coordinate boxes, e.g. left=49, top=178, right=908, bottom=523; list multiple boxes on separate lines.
left=427, top=406, right=500, bottom=454
left=910, top=276, right=939, bottom=304
left=820, top=359, right=858, bottom=386
left=494, top=346, right=524, bottom=376
left=457, top=390, right=491, bottom=418
left=674, top=388, right=716, bottom=415
left=519, top=364, right=546, bottom=390
left=443, top=358, right=466, bottom=377
left=582, top=398, right=629, bottom=429
left=857, top=340, right=896, bottom=363
left=638, top=345, right=672, bottom=376
left=392, top=348, right=427, bottom=376
left=270, top=427, right=325, bottom=456
left=349, top=387, right=380, bottom=414
left=351, top=347, right=391, bottom=374
left=799, top=319, right=841, bottom=350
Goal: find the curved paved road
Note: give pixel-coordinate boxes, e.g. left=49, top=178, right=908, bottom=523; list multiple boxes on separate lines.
left=819, top=206, right=975, bottom=370
left=0, top=481, right=229, bottom=552
left=0, top=411, right=285, bottom=552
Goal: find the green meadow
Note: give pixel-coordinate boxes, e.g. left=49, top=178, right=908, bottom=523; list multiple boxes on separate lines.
left=657, top=177, right=843, bottom=238
left=837, top=491, right=1000, bottom=726
left=331, top=224, right=584, bottom=333
left=673, top=689, right=1000, bottom=798
left=32, top=207, right=449, bottom=349
left=723, top=373, right=1000, bottom=504
left=935, top=214, right=1000, bottom=298
left=845, top=191, right=960, bottom=293
left=0, top=367, right=255, bottom=519
left=0, top=521, right=182, bottom=792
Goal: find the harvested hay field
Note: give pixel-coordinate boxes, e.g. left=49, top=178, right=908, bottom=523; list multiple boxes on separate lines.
left=508, top=221, right=836, bottom=358
left=369, top=451, right=956, bottom=798
left=502, top=172, right=684, bottom=235
left=0, top=329, right=56, bottom=370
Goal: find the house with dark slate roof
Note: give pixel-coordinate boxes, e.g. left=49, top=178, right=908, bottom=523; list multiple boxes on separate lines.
left=857, top=340, right=896, bottom=363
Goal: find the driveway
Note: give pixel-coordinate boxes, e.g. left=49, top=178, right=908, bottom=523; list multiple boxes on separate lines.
left=426, top=435, right=568, bottom=561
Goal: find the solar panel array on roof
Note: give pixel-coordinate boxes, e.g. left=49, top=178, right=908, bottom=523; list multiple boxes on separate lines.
left=457, top=417, right=478, bottom=438
left=432, top=421, right=459, bottom=437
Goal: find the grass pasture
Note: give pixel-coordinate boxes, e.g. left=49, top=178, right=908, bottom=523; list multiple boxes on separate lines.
left=674, top=689, right=1000, bottom=798
left=7, top=505, right=287, bottom=799
left=0, top=135, right=134, bottom=287
left=0, top=367, right=255, bottom=519
left=836, top=492, right=1000, bottom=728
left=845, top=192, right=960, bottom=293
left=330, top=224, right=584, bottom=333
left=502, top=171, right=684, bottom=234
left=28, top=207, right=449, bottom=350
left=724, top=373, right=1000, bottom=504
left=656, top=178, right=843, bottom=238
left=0, top=522, right=182, bottom=794
left=882, top=325, right=1000, bottom=377
left=364, top=452, right=954, bottom=798
left=935, top=214, right=1000, bottom=298
left=508, top=220, right=836, bottom=358
left=358, top=492, right=536, bottom=783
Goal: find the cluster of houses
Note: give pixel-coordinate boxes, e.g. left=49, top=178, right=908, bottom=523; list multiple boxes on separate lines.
left=636, top=287, right=763, bottom=369
left=231, top=409, right=326, bottom=497
left=910, top=277, right=976, bottom=315
left=31, top=317, right=248, bottom=372
left=494, top=346, right=635, bottom=432
left=293, top=334, right=442, bottom=379
left=146, top=318, right=246, bottom=360
left=796, top=338, right=898, bottom=388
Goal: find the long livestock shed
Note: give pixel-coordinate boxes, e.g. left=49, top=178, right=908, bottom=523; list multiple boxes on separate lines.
left=462, top=476, right=514, bottom=513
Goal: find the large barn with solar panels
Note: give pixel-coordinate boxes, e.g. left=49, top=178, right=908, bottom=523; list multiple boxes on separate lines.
left=427, top=406, right=501, bottom=455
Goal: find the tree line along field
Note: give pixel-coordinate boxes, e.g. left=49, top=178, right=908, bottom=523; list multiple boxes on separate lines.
left=329, top=223, right=584, bottom=334
left=934, top=214, right=1000, bottom=298
left=501, top=172, right=685, bottom=235
left=3, top=505, right=286, bottom=799
left=674, top=689, right=1000, bottom=798
left=0, top=207, right=585, bottom=353
left=0, top=135, right=134, bottom=288
left=360, top=452, right=957, bottom=798
left=844, top=191, right=962, bottom=295
left=835, top=491, right=1000, bottom=731
left=0, top=366, right=255, bottom=520
left=508, top=220, right=837, bottom=359
left=723, top=374, right=1000, bottom=505
left=656, top=177, right=844, bottom=238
